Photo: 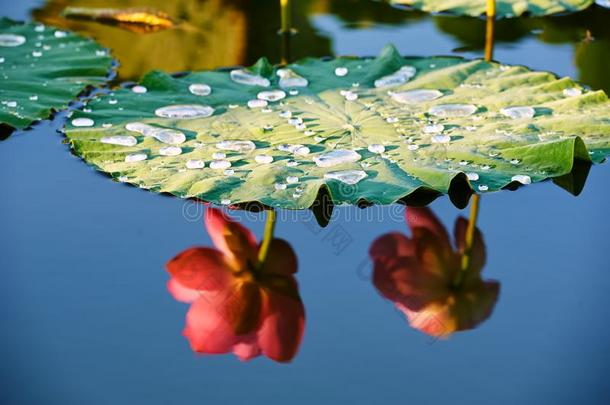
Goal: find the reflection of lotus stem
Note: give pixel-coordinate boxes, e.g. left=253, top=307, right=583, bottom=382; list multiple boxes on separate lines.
left=280, top=0, right=291, bottom=34
left=460, top=194, right=481, bottom=274
left=484, top=15, right=495, bottom=62
left=486, top=0, right=496, bottom=18
left=258, top=209, right=277, bottom=267
left=281, top=32, right=291, bottom=65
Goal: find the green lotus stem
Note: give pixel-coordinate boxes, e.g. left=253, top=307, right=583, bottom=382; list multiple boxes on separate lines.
left=258, top=209, right=277, bottom=267
left=280, top=0, right=291, bottom=34
left=485, top=14, right=495, bottom=62
left=460, top=194, right=481, bottom=273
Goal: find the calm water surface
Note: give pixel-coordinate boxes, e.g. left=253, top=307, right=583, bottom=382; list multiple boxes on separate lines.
left=1, top=0, right=609, bottom=404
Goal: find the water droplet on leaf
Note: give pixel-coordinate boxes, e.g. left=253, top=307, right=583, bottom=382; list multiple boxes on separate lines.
left=230, top=69, right=270, bottom=87
left=391, top=89, right=443, bottom=104
left=72, top=117, right=94, bottom=127
left=500, top=106, right=535, bottom=119
left=314, top=149, right=361, bottom=167
left=324, top=170, right=367, bottom=185
left=428, top=104, right=477, bottom=118
left=188, top=83, right=211, bottom=96
left=101, top=135, right=137, bottom=146
left=155, top=104, right=214, bottom=119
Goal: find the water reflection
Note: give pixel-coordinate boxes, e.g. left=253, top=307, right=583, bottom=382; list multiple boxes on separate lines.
left=434, top=8, right=610, bottom=93
left=166, top=207, right=305, bottom=362
left=33, top=0, right=250, bottom=80
left=370, top=207, right=499, bottom=337
left=31, top=0, right=610, bottom=93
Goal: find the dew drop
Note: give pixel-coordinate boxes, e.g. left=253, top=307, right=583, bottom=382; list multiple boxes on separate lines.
left=72, top=117, right=94, bottom=127
left=213, top=152, right=226, bottom=159
left=155, top=104, right=214, bottom=119
left=125, top=122, right=186, bottom=145
left=289, top=89, right=299, bottom=96
left=186, top=159, right=205, bottom=169
left=313, top=149, right=361, bottom=168
left=257, top=90, right=286, bottom=102
left=255, top=155, right=273, bottom=164
left=125, top=153, right=147, bottom=163
left=279, top=110, right=292, bottom=118
left=32, top=51, right=42, bottom=58
left=391, top=89, right=443, bottom=104
left=563, top=87, right=582, bottom=97
left=423, top=124, right=444, bottom=134
left=466, top=172, right=479, bottom=181
left=304, top=130, right=315, bottom=136
left=286, top=176, right=299, bottom=184
left=324, top=170, right=367, bottom=185
left=216, top=140, right=256, bottom=152
left=101, top=135, right=137, bottom=146
left=132, top=85, right=147, bottom=94
left=510, top=159, right=521, bottom=165
left=368, top=144, right=385, bottom=154
left=54, top=31, right=67, bottom=38
left=500, top=106, right=535, bottom=119
left=248, top=99, right=268, bottom=109
left=5, top=101, right=17, bottom=108
left=277, top=68, right=308, bottom=88
left=159, top=146, right=182, bottom=156
left=275, top=183, right=287, bottom=190
left=374, top=65, right=416, bottom=88
left=386, top=117, right=399, bottom=124
left=431, top=134, right=451, bottom=144
left=286, top=160, right=298, bottom=167
left=0, top=34, right=26, bottom=47
left=294, top=146, right=310, bottom=156
left=335, top=67, right=349, bottom=77
left=221, top=199, right=231, bottom=205
left=511, top=174, right=531, bottom=184
left=478, top=184, right=489, bottom=191
left=408, top=144, right=419, bottom=151
left=29, top=95, right=38, bottom=101
left=428, top=104, right=477, bottom=118
left=188, top=83, right=211, bottom=96
left=210, top=159, right=231, bottom=169
left=344, top=91, right=358, bottom=101
left=230, top=69, right=270, bottom=87
left=224, top=169, right=235, bottom=176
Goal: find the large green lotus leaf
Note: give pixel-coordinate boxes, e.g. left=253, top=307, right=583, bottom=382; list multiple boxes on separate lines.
left=0, top=19, right=113, bottom=132
left=65, top=45, right=610, bottom=209
left=390, top=0, right=600, bottom=18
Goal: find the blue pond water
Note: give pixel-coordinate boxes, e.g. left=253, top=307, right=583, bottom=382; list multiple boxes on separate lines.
left=1, top=0, right=609, bottom=404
